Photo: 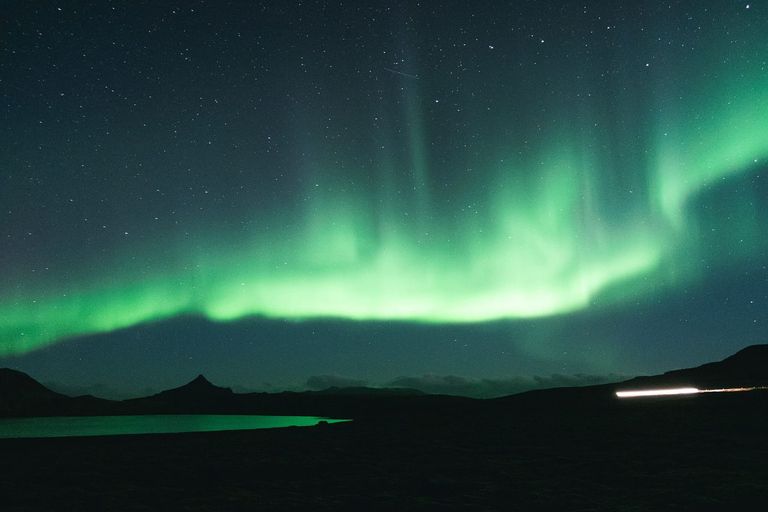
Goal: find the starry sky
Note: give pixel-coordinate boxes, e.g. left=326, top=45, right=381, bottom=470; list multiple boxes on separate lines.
left=1, top=1, right=767, bottom=399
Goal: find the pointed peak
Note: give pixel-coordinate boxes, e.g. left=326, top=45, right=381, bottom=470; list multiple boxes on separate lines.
left=190, top=374, right=211, bottom=385
left=154, top=374, right=233, bottom=398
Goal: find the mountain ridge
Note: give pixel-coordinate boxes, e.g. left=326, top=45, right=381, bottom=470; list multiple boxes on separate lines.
left=2, top=343, right=767, bottom=418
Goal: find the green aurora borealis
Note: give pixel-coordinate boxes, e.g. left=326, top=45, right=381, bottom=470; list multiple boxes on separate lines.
left=1, top=0, right=767, bottom=383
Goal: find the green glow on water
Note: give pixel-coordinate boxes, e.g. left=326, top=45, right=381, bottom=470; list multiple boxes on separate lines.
left=0, top=415, right=349, bottom=439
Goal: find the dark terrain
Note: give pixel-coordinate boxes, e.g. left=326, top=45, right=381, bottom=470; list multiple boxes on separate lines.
left=2, top=345, right=768, bottom=511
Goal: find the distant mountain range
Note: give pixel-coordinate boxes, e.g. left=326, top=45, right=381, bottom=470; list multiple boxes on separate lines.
left=2, top=344, right=767, bottom=419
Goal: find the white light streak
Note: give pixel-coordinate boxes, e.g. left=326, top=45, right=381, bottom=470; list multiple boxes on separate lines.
left=616, top=386, right=764, bottom=398
left=616, top=387, right=699, bottom=398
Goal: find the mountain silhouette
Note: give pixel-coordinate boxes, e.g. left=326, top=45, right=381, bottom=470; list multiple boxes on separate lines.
left=0, top=368, right=115, bottom=417
left=2, top=344, right=767, bottom=418
left=153, top=374, right=234, bottom=399
left=0, top=368, right=67, bottom=416
left=0, top=368, right=64, bottom=398
left=116, top=374, right=237, bottom=415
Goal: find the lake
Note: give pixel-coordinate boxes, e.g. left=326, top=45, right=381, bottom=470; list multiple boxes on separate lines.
left=0, top=415, right=349, bottom=439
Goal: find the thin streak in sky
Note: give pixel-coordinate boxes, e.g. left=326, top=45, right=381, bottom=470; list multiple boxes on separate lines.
left=383, top=68, right=419, bottom=80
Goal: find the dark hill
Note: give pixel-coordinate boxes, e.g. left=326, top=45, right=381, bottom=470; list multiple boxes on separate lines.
left=0, top=368, right=67, bottom=416
left=0, top=368, right=64, bottom=399
left=0, top=368, right=116, bottom=417
left=463, top=345, right=768, bottom=418
left=616, top=343, right=768, bottom=391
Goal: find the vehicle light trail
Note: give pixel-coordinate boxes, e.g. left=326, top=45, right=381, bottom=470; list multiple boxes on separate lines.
left=615, top=386, right=764, bottom=398
left=616, top=387, right=699, bottom=398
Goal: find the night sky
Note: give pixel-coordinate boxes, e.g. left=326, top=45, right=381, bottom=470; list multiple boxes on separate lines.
left=2, top=1, right=767, bottom=399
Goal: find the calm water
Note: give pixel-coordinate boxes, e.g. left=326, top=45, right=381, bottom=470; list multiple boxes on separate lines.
left=0, top=415, right=349, bottom=439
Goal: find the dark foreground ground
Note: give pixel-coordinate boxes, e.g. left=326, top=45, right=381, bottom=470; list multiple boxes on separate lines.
left=2, top=390, right=768, bottom=511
